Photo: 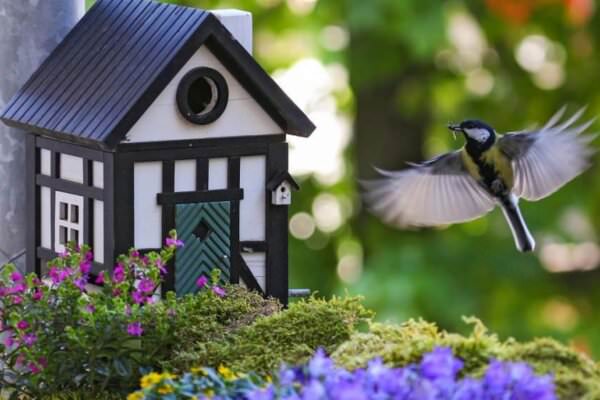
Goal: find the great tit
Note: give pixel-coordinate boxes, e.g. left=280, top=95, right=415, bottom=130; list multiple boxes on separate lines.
left=362, top=107, right=596, bottom=252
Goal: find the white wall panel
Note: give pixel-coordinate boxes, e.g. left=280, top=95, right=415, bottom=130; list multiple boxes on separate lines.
left=60, top=154, right=84, bottom=183
left=123, top=47, right=283, bottom=143
left=40, top=149, right=51, bottom=176
left=242, top=252, right=266, bottom=291
left=240, top=156, right=266, bottom=241
left=208, top=158, right=228, bottom=190
left=174, top=160, right=196, bottom=192
left=40, top=186, right=51, bottom=249
left=94, top=200, right=104, bottom=263
left=93, top=161, right=104, bottom=189
left=134, top=162, right=162, bottom=249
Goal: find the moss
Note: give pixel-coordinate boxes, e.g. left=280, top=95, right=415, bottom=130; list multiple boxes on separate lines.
left=332, top=317, right=600, bottom=400
left=166, top=295, right=373, bottom=375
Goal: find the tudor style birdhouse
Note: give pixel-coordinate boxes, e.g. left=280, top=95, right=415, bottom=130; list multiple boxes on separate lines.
left=0, top=0, right=315, bottom=304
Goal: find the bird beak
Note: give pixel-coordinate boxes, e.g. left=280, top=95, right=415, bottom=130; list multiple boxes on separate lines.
left=447, top=123, right=461, bottom=140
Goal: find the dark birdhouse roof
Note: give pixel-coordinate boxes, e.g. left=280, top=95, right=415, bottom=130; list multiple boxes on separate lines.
left=266, top=171, right=300, bottom=191
left=0, top=0, right=315, bottom=150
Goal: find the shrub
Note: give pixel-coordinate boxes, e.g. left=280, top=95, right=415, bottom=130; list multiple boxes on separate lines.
left=131, top=347, right=558, bottom=399
left=0, top=233, right=180, bottom=397
left=332, top=317, right=600, bottom=400
left=165, top=295, right=374, bottom=375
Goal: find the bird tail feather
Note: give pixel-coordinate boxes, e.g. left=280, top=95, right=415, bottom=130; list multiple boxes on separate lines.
left=499, top=195, right=535, bottom=252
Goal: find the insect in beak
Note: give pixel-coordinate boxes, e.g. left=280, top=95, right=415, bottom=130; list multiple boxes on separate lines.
left=447, top=123, right=461, bottom=140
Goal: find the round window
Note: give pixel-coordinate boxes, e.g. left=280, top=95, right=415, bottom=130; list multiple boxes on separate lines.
left=176, top=67, right=228, bottom=125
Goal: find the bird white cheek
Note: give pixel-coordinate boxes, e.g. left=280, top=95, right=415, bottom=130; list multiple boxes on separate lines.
left=465, top=128, right=490, bottom=143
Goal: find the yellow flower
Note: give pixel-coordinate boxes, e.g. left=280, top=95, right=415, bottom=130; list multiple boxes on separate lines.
left=140, top=372, right=162, bottom=388
left=218, top=364, right=236, bottom=380
left=157, top=384, right=174, bottom=394
left=161, top=372, right=176, bottom=380
left=127, top=391, right=144, bottom=400
left=266, top=375, right=272, bottom=383
left=205, top=389, right=215, bottom=397
left=191, top=366, right=206, bottom=375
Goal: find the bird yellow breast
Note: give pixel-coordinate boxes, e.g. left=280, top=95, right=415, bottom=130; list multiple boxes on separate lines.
left=461, top=145, right=514, bottom=189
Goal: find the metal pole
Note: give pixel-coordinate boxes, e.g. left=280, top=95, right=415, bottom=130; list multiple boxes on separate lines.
left=0, top=0, right=84, bottom=270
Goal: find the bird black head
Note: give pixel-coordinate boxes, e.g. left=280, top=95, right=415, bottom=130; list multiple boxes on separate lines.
left=448, top=119, right=495, bottom=145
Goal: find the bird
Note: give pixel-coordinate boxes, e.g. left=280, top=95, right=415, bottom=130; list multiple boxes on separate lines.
left=362, top=107, right=596, bottom=252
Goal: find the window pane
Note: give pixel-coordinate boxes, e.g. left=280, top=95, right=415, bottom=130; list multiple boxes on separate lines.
left=71, top=205, right=79, bottom=223
left=59, top=203, right=69, bottom=221
left=59, top=226, right=68, bottom=245
left=70, top=229, right=79, bottom=244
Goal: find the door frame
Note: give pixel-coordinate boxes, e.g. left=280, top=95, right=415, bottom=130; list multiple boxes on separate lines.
left=157, top=188, right=243, bottom=293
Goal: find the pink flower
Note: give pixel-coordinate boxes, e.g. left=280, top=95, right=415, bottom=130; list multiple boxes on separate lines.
left=49, top=267, right=70, bottom=284
left=80, top=261, right=91, bottom=275
left=138, top=278, right=154, bottom=293
left=127, top=322, right=143, bottom=336
left=16, top=320, right=29, bottom=330
left=23, top=333, right=37, bottom=347
left=0, top=287, right=8, bottom=297
left=212, top=286, right=226, bottom=297
left=28, top=357, right=47, bottom=374
left=10, top=283, right=26, bottom=294
left=12, top=296, right=23, bottom=305
left=165, top=237, right=184, bottom=248
left=141, top=256, right=149, bottom=265
left=32, top=289, right=43, bottom=301
left=95, top=273, right=105, bottom=285
left=131, top=250, right=140, bottom=259
left=112, top=264, right=125, bottom=283
left=10, top=271, right=23, bottom=282
left=196, top=275, right=209, bottom=289
left=131, top=290, right=145, bottom=305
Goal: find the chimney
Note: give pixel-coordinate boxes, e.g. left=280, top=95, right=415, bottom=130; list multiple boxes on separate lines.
left=211, top=10, right=253, bottom=55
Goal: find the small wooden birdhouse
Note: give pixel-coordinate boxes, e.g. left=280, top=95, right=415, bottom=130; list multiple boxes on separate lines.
left=267, top=171, right=299, bottom=206
left=0, top=0, right=315, bottom=305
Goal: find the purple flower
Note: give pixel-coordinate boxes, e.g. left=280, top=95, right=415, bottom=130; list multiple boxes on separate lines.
left=49, top=267, right=70, bottom=284
left=420, top=346, right=464, bottom=381
left=85, top=251, right=94, bottom=261
left=32, top=289, right=43, bottom=301
left=112, top=264, right=125, bottom=283
left=23, top=333, right=37, bottom=347
left=131, top=250, right=140, bottom=259
left=12, top=296, right=23, bottom=305
left=138, top=278, right=154, bottom=293
left=85, top=304, right=96, bottom=313
left=196, top=275, right=208, bottom=289
left=10, top=271, right=23, bottom=282
left=95, top=273, right=105, bottom=285
left=131, top=290, right=146, bottom=305
left=10, top=283, right=26, bottom=294
left=307, top=348, right=334, bottom=378
left=211, top=285, right=226, bottom=297
left=28, top=357, right=47, bottom=374
left=165, top=237, right=184, bottom=248
left=16, top=320, right=29, bottom=330
left=156, top=258, right=167, bottom=275
left=79, top=261, right=91, bottom=275
left=127, top=322, right=143, bottom=336
left=73, top=277, right=87, bottom=292
left=3, top=332, right=16, bottom=347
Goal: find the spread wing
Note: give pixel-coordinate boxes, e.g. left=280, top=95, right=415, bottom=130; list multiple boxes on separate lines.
left=361, top=151, right=496, bottom=227
left=498, top=107, right=596, bottom=201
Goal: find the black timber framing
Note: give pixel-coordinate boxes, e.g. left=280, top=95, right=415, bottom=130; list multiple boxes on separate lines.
left=31, top=135, right=112, bottom=276
left=25, top=135, right=39, bottom=274
left=102, top=152, right=116, bottom=274
left=157, top=189, right=243, bottom=205
left=162, top=160, right=176, bottom=293
left=227, top=157, right=241, bottom=285
left=266, top=142, right=290, bottom=305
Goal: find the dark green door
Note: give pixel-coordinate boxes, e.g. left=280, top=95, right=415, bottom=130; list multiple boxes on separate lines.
left=175, top=201, right=231, bottom=295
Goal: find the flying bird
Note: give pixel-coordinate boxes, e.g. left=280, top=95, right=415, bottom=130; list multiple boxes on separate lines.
left=362, top=107, right=596, bottom=252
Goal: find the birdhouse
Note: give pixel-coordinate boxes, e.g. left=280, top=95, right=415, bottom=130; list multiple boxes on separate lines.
left=267, top=171, right=299, bottom=206
left=0, top=0, right=315, bottom=305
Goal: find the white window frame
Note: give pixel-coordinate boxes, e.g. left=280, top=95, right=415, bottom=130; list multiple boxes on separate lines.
left=54, top=191, right=84, bottom=253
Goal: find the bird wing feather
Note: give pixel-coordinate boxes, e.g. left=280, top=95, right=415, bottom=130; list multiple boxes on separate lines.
left=362, top=151, right=496, bottom=227
left=498, top=107, right=596, bottom=201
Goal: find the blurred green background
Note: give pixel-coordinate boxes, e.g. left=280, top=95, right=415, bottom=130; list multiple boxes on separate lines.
left=90, top=0, right=600, bottom=357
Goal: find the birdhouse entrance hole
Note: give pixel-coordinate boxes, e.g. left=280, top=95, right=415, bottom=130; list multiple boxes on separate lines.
left=177, top=67, right=228, bottom=125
